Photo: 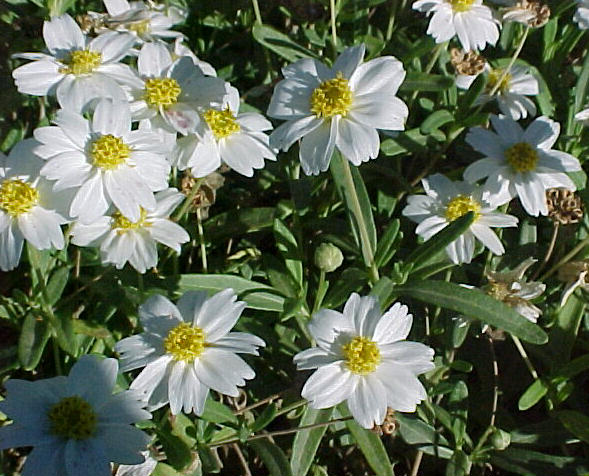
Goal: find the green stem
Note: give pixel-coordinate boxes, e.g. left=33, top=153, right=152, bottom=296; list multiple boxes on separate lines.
left=339, top=158, right=380, bottom=283
left=330, top=0, right=338, bottom=48
left=173, top=178, right=205, bottom=222
left=540, top=234, right=589, bottom=281
left=511, top=334, right=539, bottom=380
left=196, top=208, right=208, bottom=273
left=409, top=42, right=446, bottom=105
left=251, top=0, right=262, bottom=25
left=312, top=270, right=327, bottom=314
left=489, top=26, right=530, bottom=98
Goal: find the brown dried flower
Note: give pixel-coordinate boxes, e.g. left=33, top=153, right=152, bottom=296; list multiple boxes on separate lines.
left=546, top=188, right=583, bottom=225
left=451, top=49, right=486, bottom=77
left=180, top=171, right=225, bottom=219
left=372, top=408, right=397, bottom=436
left=503, top=1, right=550, bottom=28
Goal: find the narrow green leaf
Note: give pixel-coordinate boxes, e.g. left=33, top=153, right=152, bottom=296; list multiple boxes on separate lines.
left=250, top=403, right=277, bottom=433
left=339, top=405, right=394, bottom=476
left=252, top=24, right=316, bottom=62
left=405, top=212, right=475, bottom=271
left=200, top=398, right=238, bottom=425
left=458, top=73, right=487, bottom=114
left=374, top=219, right=401, bottom=268
left=518, top=379, right=548, bottom=411
left=446, top=449, right=471, bottom=476
left=273, top=219, right=303, bottom=288
left=396, top=281, right=548, bottom=344
left=45, top=267, right=70, bottom=306
left=330, top=151, right=377, bottom=267
left=18, top=312, right=51, bottom=371
left=250, top=439, right=293, bottom=476
left=420, top=110, right=455, bottom=134
left=157, top=426, right=194, bottom=471
left=557, top=411, right=589, bottom=444
left=291, top=407, right=334, bottom=476
left=397, top=414, right=450, bottom=447
left=178, top=274, right=285, bottom=312
left=400, top=73, right=454, bottom=92
left=548, top=293, right=585, bottom=365
left=204, top=207, right=276, bottom=240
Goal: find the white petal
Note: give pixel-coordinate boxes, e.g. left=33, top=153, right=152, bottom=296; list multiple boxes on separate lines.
left=299, top=119, right=337, bottom=175
left=92, top=99, right=131, bottom=137
left=43, top=14, right=84, bottom=55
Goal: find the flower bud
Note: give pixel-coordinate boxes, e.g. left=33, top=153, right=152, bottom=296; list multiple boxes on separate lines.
left=490, top=428, right=511, bottom=450
left=314, top=243, right=343, bottom=273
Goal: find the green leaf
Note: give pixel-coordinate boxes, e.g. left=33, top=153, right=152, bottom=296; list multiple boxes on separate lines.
left=273, top=219, right=303, bottom=288
left=374, top=219, right=401, bottom=268
left=200, top=398, right=238, bottom=425
left=323, top=267, right=367, bottom=308
left=518, top=379, right=548, bottom=411
left=249, top=439, right=293, bottom=476
left=153, top=462, right=183, bottom=476
left=330, top=151, right=377, bottom=268
left=204, top=207, right=276, bottom=240
left=400, top=73, right=454, bottom=92
left=252, top=24, right=316, bottom=62
left=396, top=281, right=548, bottom=344
left=396, top=413, right=453, bottom=459
left=45, top=267, right=70, bottom=306
left=446, top=449, right=471, bottom=476
left=548, top=293, right=585, bottom=365
left=405, top=212, right=476, bottom=271
left=18, top=312, right=51, bottom=371
left=250, top=403, right=277, bottom=433
left=557, top=411, right=589, bottom=444
left=420, top=110, right=455, bottom=134
left=178, top=274, right=284, bottom=312
left=291, top=407, right=334, bottom=476
left=53, top=310, right=78, bottom=356
left=157, top=424, right=194, bottom=470
left=448, top=380, right=468, bottom=446
left=339, top=405, right=394, bottom=476
left=458, top=73, right=487, bottom=114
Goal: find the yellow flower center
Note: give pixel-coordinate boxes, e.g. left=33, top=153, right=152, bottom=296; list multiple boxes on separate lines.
left=504, top=142, right=539, bottom=173
left=309, top=72, right=353, bottom=119
left=342, top=336, right=381, bottom=375
left=144, top=78, right=182, bottom=108
left=129, top=19, right=151, bottom=35
left=59, top=50, right=102, bottom=76
left=47, top=395, right=97, bottom=440
left=91, top=134, right=130, bottom=170
left=111, top=208, right=151, bottom=233
left=445, top=195, right=481, bottom=222
left=164, top=322, right=207, bottom=362
left=0, top=179, right=39, bottom=217
left=203, top=107, right=241, bottom=140
left=450, top=0, right=476, bottom=12
left=487, top=68, right=512, bottom=94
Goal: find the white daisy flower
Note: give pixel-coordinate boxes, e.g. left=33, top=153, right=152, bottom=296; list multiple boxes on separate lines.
left=575, top=107, right=589, bottom=124
left=0, top=355, right=152, bottom=476
left=0, top=139, right=70, bottom=271
left=103, top=0, right=186, bottom=42
left=170, top=38, right=217, bottom=77
left=402, top=174, right=517, bottom=264
left=574, top=0, right=589, bottom=29
left=267, top=44, right=408, bottom=175
left=464, top=115, right=582, bottom=216
left=12, top=14, right=140, bottom=112
left=412, top=0, right=500, bottom=52
left=130, top=42, right=227, bottom=138
left=175, top=85, right=276, bottom=177
left=457, top=64, right=539, bottom=120
left=115, top=451, right=158, bottom=476
left=115, top=289, right=265, bottom=415
left=34, top=98, right=170, bottom=223
left=70, top=188, right=190, bottom=273
left=294, top=293, right=434, bottom=429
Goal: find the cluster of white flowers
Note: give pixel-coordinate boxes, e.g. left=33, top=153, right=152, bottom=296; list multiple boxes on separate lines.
left=4, top=3, right=279, bottom=273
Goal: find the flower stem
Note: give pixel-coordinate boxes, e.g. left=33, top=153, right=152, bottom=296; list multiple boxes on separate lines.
left=251, top=0, right=262, bottom=25
left=510, top=334, right=539, bottom=380
left=338, top=158, right=380, bottom=283
left=540, top=234, right=589, bottom=280
left=330, top=0, right=338, bottom=48
left=196, top=208, right=208, bottom=273
left=531, top=221, right=559, bottom=281
left=173, top=177, right=205, bottom=222
left=488, top=26, right=530, bottom=98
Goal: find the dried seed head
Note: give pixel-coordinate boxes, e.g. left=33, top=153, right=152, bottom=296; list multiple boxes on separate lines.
left=450, top=49, right=486, bottom=76
left=372, top=408, right=397, bottom=436
left=504, top=0, right=550, bottom=28
left=180, top=171, right=225, bottom=219
left=546, top=188, right=583, bottom=225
